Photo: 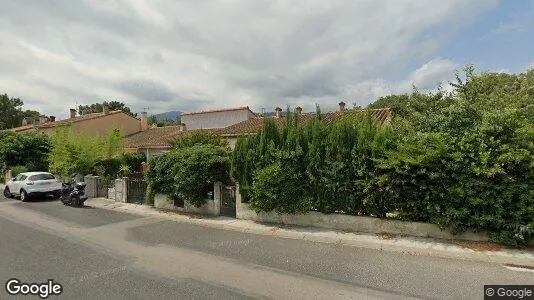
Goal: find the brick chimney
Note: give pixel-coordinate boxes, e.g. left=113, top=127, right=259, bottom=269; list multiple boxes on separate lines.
left=338, top=101, right=346, bottom=112
left=49, top=116, right=56, bottom=122
left=295, top=106, right=302, bottom=115
left=22, top=118, right=28, bottom=126
left=69, top=108, right=77, bottom=119
left=103, top=105, right=109, bottom=115
left=140, top=112, right=148, bottom=131
left=275, top=107, right=282, bottom=118
left=180, top=123, right=187, bottom=132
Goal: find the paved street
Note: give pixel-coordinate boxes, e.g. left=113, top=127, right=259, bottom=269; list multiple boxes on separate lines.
left=0, top=195, right=532, bottom=300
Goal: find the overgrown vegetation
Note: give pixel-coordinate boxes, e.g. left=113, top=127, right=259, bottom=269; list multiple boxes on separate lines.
left=0, top=131, right=52, bottom=171
left=48, top=127, right=140, bottom=179
left=232, top=67, right=534, bottom=247
left=147, top=131, right=232, bottom=207
left=171, top=130, right=229, bottom=149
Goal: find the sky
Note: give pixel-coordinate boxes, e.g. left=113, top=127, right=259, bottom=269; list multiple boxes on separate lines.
left=1, top=0, right=533, bottom=119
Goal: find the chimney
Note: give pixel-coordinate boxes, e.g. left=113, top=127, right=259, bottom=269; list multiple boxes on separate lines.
left=180, top=123, right=186, bottom=132
left=140, top=112, right=148, bottom=131
left=70, top=108, right=77, bottom=119
left=295, top=106, right=302, bottom=115
left=22, top=118, right=28, bottom=126
left=275, top=107, right=282, bottom=118
left=49, top=116, right=56, bottom=122
left=102, top=105, right=109, bottom=115
left=338, top=101, right=346, bottom=112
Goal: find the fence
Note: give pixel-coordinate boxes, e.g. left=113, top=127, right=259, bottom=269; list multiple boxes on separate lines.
left=127, top=178, right=147, bottom=204
left=153, top=182, right=236, bottom=217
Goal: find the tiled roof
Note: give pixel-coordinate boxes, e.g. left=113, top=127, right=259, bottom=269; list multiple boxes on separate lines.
left=181, top=106, right=256, bottom=116
left=218, top=108, right=392, bottom=136
left=10, top=110, right=125, bottom=133
left=124, top=126, right=222, bottom=148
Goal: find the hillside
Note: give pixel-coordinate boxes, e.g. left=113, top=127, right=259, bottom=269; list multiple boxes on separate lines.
left=150, top=111, right=181, bottom=121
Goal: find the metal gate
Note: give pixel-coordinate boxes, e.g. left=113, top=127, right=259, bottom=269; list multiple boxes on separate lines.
left=97, top=177, right=115, bottom=198
left=220, top=185, right=236, bottom=218
left=127, top=178, right=147, bottom=204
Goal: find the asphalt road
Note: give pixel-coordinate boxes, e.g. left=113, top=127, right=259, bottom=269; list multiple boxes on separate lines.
left=0, top=194, right=532, bottom=299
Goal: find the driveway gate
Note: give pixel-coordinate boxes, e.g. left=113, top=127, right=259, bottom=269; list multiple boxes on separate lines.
left=220, top=185, right=236, bottom=218
left=97, top=177, right=115, bottom=198
left=127, top=178, right=147, bottom=204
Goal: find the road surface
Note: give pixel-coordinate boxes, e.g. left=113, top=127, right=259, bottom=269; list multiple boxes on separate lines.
left=0, top=194, right=532, bottom=299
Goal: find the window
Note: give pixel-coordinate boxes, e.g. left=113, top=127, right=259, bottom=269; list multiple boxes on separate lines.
left=29, top=174, right=55, bottom=181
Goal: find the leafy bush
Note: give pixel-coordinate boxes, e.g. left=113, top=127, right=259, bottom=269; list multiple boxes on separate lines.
left=172, top=130, right=229, bottom=149
left=0, top=131, right=51, bottom=171
left=121, top=152, right=146, bottom=173
left=93, top=157, right=123, bottom=177
left=11, top=165, right=29, bottom=177
left=147, top=144, right=232, bottom=207
left=232, top=67, right=534, bottom=246
left=48, top=127, right=125, bottom=179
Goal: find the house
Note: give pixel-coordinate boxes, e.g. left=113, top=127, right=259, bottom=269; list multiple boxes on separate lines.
left=218, top=102, right=392, bottom=149
left=124, top=106, right=257, bottom=160
left=180, top=106, right=257, bottom=130
left=124, top=103, right=392, bottom=158
left=9, top=106, right=145, bottom=137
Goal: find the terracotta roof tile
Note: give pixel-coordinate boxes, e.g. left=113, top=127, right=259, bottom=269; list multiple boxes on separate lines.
left=218, top=108, right=392, bottom=136
left=181, top=106, right=256, bottom=116
left=124, top=126, right=223, bottom=149
left=10, top=110, right=126, bottom=132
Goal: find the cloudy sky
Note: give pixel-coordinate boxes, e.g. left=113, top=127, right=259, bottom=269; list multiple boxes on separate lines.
left=1, top=0, right=533, bottom=118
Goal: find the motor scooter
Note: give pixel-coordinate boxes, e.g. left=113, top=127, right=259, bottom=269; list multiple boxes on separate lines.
left=60, top=180, right=87, bottom=207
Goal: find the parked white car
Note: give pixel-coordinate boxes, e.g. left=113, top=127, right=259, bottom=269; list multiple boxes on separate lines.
left=3, top=172, right=63, bottom=201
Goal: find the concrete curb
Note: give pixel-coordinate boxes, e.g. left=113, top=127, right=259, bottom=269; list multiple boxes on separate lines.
left=85, top=198, right=534, bottom=268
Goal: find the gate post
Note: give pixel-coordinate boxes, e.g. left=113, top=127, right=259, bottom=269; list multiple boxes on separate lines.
left=4, top=169, right=12, bottom=184
left=213, top=182, right=222, bottom=216
left=83, top=175, right=98, bottom=198
left=122, top=177, right=129, bottom=203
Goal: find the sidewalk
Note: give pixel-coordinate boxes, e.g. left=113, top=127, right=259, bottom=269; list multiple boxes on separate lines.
left=86, top=198, right=533, bottom=269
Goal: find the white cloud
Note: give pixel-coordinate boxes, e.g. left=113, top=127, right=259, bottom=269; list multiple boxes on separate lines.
left=0, top=0, right=498, bottom=116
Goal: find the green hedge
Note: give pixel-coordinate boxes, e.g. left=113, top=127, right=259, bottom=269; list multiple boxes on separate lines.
left=146, top=144, right=232, bottom=207
left=232, top=68, right=534, bottom=246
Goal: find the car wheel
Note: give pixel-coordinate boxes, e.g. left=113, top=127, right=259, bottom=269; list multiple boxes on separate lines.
left=20, top=190, right=29, bottom=202
left=3, top=187, right=12, bottom=198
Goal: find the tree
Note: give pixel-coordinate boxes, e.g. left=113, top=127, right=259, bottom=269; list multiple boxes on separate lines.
left=48, top=127, right=125, bottom=178
left=148, top=115, right=181, bottom=127
left=0, top=94, right=24, bottom=129
left=78, top=101, right=135, bottom=117
left=0, top=131, right=52, bottom=171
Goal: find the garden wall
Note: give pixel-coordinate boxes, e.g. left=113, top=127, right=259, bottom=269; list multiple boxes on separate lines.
left=235, top=186, right=488, bottom=242
left=153, top=182, right=222, bottom=217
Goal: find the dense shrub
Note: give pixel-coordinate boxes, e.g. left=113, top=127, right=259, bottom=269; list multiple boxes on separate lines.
left=172, top=130, right=229, bottom=149
left=0, top=131, right=51, bottom=171
left=121, top=152, right=146, bottom=173
left=11, top=165, right=29, bottom=177
left=232, top=67, right=534, bottom=246
left=48, top=127, right=125, bottom=179
left=146, top=144, right=232, bottom=207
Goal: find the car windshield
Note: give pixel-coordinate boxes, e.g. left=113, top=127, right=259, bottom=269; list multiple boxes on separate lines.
left=28, top=174, right=56, bottom=181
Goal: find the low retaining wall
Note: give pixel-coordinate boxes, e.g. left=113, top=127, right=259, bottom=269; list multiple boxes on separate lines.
left=235, top=186, right=488, bottom=242
left=154, top=182, right=222, bottom=217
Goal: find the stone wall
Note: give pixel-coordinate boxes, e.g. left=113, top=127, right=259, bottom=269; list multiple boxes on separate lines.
left=84, top=175, right=99, bottom=198
left=114, top=178, right=128, bottom=203
left=235, top=186, right=488, bottom=242
left=4, top=170, right=12, bottom=184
